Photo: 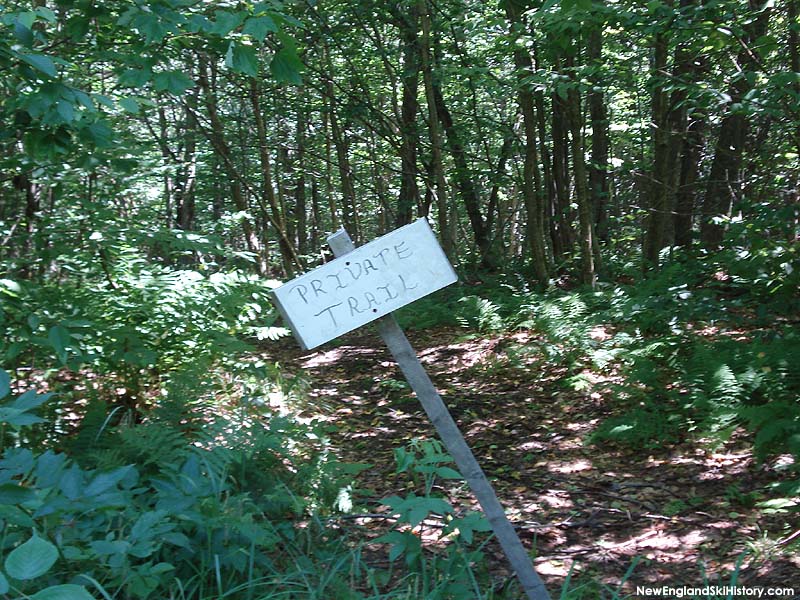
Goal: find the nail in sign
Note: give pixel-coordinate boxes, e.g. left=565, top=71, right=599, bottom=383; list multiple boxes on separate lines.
left=272, top=218, right=457, bottom=350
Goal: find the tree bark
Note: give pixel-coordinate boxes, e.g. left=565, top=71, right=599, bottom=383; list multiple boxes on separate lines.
left=419, top=0, right=455, bottom=258
left=394, top=5, right=421, bottom=226
left=198, top=55, right=266, bottom=275
left=643, top=16, right=676, bottom=268
left=700, top=0, right=770, bottom=249
left=550, top=91, right=573, bottom=262
left=587, top=15, right=610, bottom=243
left=323, top=46, right=361, bottom=242
left=673, top=109, right=705, bottom=247
left=433, top=86, right=492, bottom=263
left=566, top=83, right=597, bottom=287
left=249, top=79, right=298, bottom=276
left=295, top=93, right=308, bottom=256
left=504, top=0, right=550, bottom=286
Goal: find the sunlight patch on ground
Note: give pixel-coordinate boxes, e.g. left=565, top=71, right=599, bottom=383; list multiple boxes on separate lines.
left=308, top=386, right=342, bottom=397
left=540, top=490, right=574, bottom=508
left=546, top=459, right=593, bottom=474
left=414, top=333, right=537, bottom=374
left=301, top=346, right=382, bottom=368
left=589, top=325, right=612, bottom=341
left=534, top=558, right=573, bottom=577
left=519, top=440, right=548, bottom=451
left=565, top=420, right=598, bottom=433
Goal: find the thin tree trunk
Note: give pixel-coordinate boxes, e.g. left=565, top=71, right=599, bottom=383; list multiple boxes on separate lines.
left=643, top=18, right=675, bottom=268
left=673, top=111, right=705, bottom=246
left=566, top=83, right=596, bottom=287
left=177, top=89, right=198, bottom=232
left=504, top=0, right=550, bottom=286
left=700, top=0, right=770, bottom=248
left=551, top=92, right=573, bottom=261
left=433, top=86, right=491, bottom=263
left=587, top=14, right=610, bottom=243
left=198, top=55, right=266, bottom=275
left=394, top=6, right=421, bottom=226
left=295, top=93, right=308, bottom=256
left=323, top=47, right=360, bottom=242
left=321, top=94, right=340, bottom=229
left=310, top=178, right=321, bottom=251
left=419, top=0, right=454, bottom=258
left=249, top=79, right=297, bottom=276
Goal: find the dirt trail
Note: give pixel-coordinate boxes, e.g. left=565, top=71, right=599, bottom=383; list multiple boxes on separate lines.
left=272, top=326, right=800, bottom=593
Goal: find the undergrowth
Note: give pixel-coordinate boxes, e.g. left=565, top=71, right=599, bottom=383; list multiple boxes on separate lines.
left=408, top=250, right=800, bottom=501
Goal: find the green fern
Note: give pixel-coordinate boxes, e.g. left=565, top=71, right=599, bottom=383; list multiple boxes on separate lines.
left=456, top=296, right=505, bottom=333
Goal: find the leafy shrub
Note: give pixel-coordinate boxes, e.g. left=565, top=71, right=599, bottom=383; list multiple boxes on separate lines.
left=1, top=252, right=287, bottom=410
left=376, top=439, right=496, bottom=598
left=0, top=369, right=361, bottom=600
left=456, top=295, right=506, bottom=333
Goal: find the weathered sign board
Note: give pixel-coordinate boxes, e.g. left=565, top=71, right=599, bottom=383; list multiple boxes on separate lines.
left=272, top=218, right=457, bottom=350
left=272, top=219, right=551, bottom=600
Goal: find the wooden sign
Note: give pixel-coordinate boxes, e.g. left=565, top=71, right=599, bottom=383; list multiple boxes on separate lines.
left=272, top=218, right=457, bottom=350
left=275, top=221, right=551, bottom=600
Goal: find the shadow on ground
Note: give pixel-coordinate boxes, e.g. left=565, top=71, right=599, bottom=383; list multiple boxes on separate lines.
left=268, top=326, right=800, bottom=595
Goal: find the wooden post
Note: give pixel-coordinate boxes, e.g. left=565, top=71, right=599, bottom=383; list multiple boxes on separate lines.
left=328, top=229, right=551, bottom=600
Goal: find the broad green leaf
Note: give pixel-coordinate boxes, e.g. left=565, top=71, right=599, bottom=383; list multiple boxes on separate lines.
left=212, top=10, right=245, bottom=36
left=269, top=48, right=303, bottom=85
left=31, top=585, right=94, bottom=600
left=4, top=535, right=58, bottom=580
left=243, top=15, right=277, bottom=41
left=14, top=21, right=34, bottom=47
left=130, top=510, right=170, bottom=543
left=19, top=53, right=56, bottom=78
left=226, top=43, right=259, bottom=77
left=153, top=71, right=194, bottom=95
left=0, top=484, right=36, bottom=505
left=58, top=465, right=84, bottom=501
left=16, top=11, right=36, bottom=29
left=0, top=505, right=35, bottom=527
left=151, top=562, right=175, bottom=575
left=434, top=466, right=463, bottom=479
left=85, top=465, right=134, bottom=497
left=90, top=539, right=129, bottom=556
left=13, top=390, right=51, bottom=411
left=80, top=121, right=113, bottom=147
left=34, top=451, right=67, bottom=488
left=56, top=100, right=74, bottom=123
left=3, top=412, right=46, bottom=426
left=133, top=13, right=166, bottom=44
left=35, top=7, right=57, bottom=22
left=92, top=94, right=115, bottom=109
left=118, top=68, right=151, bottom=88
left=0, top=405, right=46, bottom=427
left=48, top=325, right=70, bottom=363
left=0, top=370, right=9, bottom=399
left=119, top=97, right=139, bottom=113
left=187, top=14, right=212, bottom=33
left=0, top=571, right=7, bottom=594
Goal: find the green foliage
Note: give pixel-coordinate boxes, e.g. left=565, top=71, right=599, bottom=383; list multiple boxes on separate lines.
left=441, top=266, right=800, bottom=493
left=376, top=439, right=495, bottom=599
left=1, top=249, right=287, bottom=388
left=0, top=369, right=373, bottom=600
left=457, top=295, right=506, bottom=333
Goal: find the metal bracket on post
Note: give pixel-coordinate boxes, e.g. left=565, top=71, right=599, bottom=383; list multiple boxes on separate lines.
left=327, top=228, right=551, bottom=600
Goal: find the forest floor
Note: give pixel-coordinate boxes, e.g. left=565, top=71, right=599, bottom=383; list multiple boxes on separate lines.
left=270, top=325, right=800, bottom=596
